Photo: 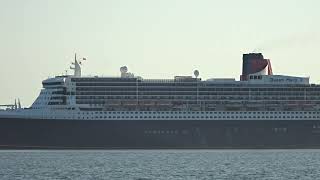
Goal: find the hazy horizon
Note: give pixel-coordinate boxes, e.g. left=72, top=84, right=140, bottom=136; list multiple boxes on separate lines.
left=1, top=0, right=320, bottom=106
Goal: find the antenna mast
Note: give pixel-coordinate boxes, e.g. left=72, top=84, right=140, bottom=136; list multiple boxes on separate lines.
left=70, top=53, right=86, bottom=77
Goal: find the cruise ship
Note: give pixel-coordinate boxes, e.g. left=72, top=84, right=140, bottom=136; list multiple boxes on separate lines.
left=1, top=53, right=320, bottom=149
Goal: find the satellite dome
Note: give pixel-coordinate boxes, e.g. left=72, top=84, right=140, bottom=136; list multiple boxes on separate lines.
left=120, top=66, right=128, bottom=73
left=194, top=70, right=199, bottom=78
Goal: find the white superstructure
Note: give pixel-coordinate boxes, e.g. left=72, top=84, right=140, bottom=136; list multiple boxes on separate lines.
left=0, top=53, right=319, bottom=121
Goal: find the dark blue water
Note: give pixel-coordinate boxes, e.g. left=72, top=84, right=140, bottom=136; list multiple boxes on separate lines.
left=0, top=150, right=320, bottom=180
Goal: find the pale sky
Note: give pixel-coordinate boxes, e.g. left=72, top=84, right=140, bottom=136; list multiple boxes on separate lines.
left=0, top=0, right=320, bottom=106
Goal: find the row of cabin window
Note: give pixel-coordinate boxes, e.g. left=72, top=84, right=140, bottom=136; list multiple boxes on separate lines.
left=144, top=130, right=179, bottom=134
left=71, top=81, right=320, bottom=90
left=85, top=111, right=320, bottom=115
left=91, top=115, right=320, bottom=119
left=74, top=95, right=320, bottom=99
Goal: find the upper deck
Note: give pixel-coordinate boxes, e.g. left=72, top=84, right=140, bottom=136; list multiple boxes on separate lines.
left=25, top=53, right=320, bottom=112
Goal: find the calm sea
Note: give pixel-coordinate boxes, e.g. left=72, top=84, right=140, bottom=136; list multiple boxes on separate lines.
left=0, top=150, right=320, bottom=180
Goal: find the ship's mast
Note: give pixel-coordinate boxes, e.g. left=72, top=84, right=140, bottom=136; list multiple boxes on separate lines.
left=70, top=53, right=84, bottom=77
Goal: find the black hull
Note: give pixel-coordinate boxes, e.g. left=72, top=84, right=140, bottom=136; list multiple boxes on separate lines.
left=1, top=118, right=320, bottom=149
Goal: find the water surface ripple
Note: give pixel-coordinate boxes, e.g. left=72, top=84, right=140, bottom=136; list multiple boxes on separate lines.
left=0, top=150, right=320, bottom=180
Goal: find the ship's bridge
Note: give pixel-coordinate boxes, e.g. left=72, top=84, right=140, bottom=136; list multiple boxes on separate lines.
left=42, top=77, right=67, bottom=88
